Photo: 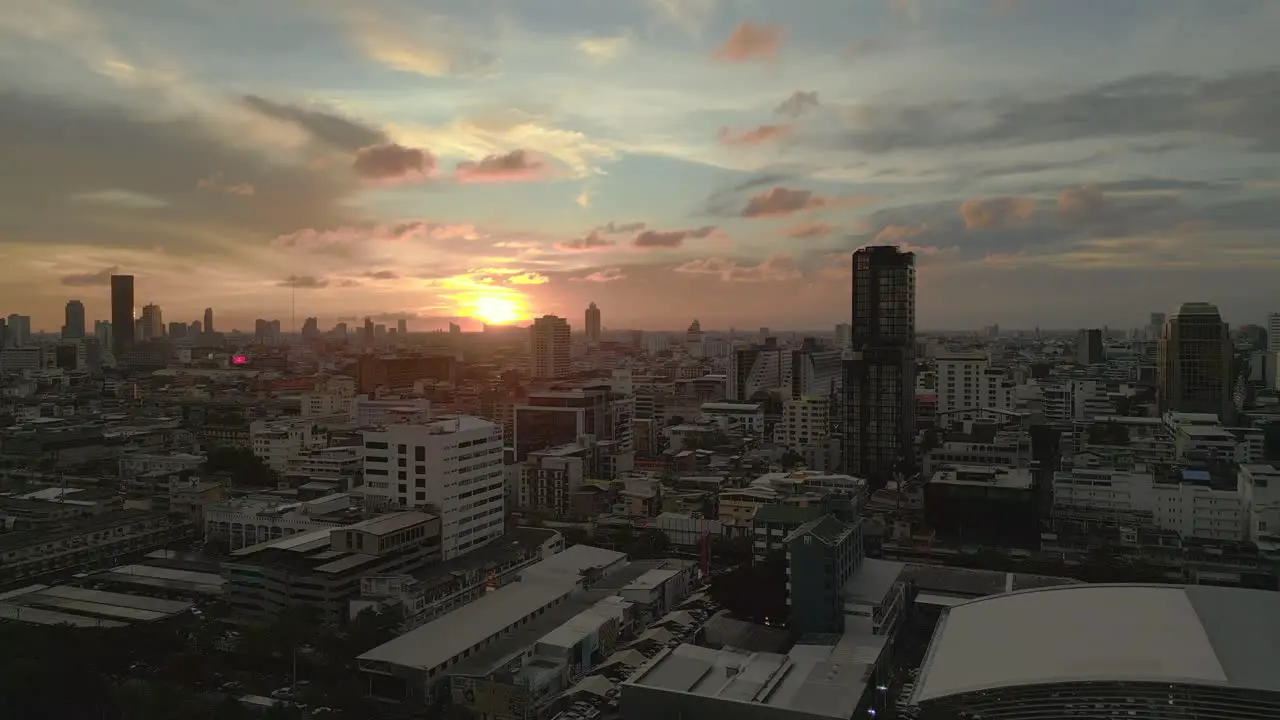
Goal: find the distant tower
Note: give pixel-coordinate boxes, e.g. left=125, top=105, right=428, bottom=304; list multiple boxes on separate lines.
left=139, top=303, right=163, bottom=341
left=204, top=307, right=215, bottom=334
left=110, top=274, right=135, bottom=356
left=530, top=315, right=571, bottom=379
left=63, top=300, right=86, bottom=339
left=1158, top=303, right=1233, bottom=421
left=397, top=318, right=408, bottom=335
left=585, top=302, right=602, bottom=343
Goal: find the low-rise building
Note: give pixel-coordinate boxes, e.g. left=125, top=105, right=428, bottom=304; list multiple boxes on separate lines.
left=0, top=510, right=195, bottom=587
left=223, top=511, right=441, bottom=625
left=203, top=493, right=365, bottom=550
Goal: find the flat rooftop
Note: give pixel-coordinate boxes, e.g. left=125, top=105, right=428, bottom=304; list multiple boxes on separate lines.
left=0, top=584, right=192, bottom=625
left=913, top=584, right=1280, bottom=704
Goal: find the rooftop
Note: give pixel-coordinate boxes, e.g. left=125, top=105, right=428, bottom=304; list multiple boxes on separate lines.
left=912, top=584, right=1280, bottom=704
left=0, top=584, right=192, bottom=625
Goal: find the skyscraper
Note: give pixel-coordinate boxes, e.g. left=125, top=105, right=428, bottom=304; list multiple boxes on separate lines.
left=842, top=245, right=916, bottom=482
left=110, top=274, right=135, bottom=355
left=1076, top=328, right=1104, bottom=365
left=1267, top=311, right=1280, bottom=353
left=139, top=303, right=163, bottom=341
left=530, top=315, right=571, bottom=379
left=1158, top=303, right=1233, bottom=421
left=204, top=307, right=214, bottom=334
left=585, top=302, right=601, bottom=343
left=3, top=314, right=31, bottom=347
left=396, top=318, right=408, bottom=335
left=63, top=300, right=86, bottom=339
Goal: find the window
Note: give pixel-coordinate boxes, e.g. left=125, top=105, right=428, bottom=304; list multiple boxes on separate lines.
left=415, top=446, right=426, bottom=461
left=398, top=444, right=407, bottom=454
left=365, top=441, right=388, bottom=450
left=416, top=465, right=425, bottom=474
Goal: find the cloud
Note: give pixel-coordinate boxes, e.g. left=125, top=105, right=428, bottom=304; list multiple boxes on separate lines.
left=353, top=143, right=435, bottom=182
left=595, top=221, right=647, bottom=234
left=632, top=226, right=717, bottom=249
left=60, top=266, right=119, bottom=287
left=363, top=270, right=399, bottom=280
left=741, top=187, right=830, bottom=218
left=334, top=5, right=496, bottom=78
left=577, top=35, right=631, bottom=62
left=272, top=222, right=480, bottom=251
left=239, top=95, right=386, bottom=152
left=197, top=172, right=255, bottom=196
left=455, top=149, right=548, bottom=183
left=576, top=188, right=591, bottom=208
left=959, top=196, right=1039, bottom=229
left=70, top=189, right=168, bottom=209
left=650, top=0, right=716, bottom=37
left=874, top=223, right=930, bottom=243
left=557, top=231, right=614, bottom=251
left=571, top=268, right=626, bottom=283
left=717, top=124, right=793, bottom=146
left=829, top=68, right=1280, bottom=154
left=776, top=91, right=820, bottom=118
left=675, top=255, right=801, bottom=282
left=784, top=222, right=833, bottom=239
left=714, top=21, right=782, bottom=62
left=278, top=275, right=329, bottom=289
left=507, top=272, right=549, bottom=285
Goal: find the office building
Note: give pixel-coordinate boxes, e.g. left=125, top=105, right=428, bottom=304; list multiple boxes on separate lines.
left=139, top=303, right=163, bottom=341
left=223, top=512, right=441, bottom=624
left=910, top=584, right=1280, bottom=718
left=1158, top=303, right=1233, bottom=421
left=355, top=354, right=457, bottom=394
left=62, top=300, right=85, bottom=339
left=4, top=314, right=31, bottom=346
left=842, top=246, right=916, bottom=482
left=1076, top=327, right=1104, bottom=365
left=514, top=385, right=634, bottom=460
left=935, top=352, right=1016, bottom=424
left=203, top=307, right=214, bottom=333
left=110, top=274, right=135, bottom=355
left=531, top=315, right=571, bottom=379
left=396, top=318, right=408, bottom=335
left=585, top=302, right=602, bottom=343
left=359, top=416, right=505, bottom=559
left=1268, top=312, right=1280, bottom=353
left=727, top=337, right=842, bottom=401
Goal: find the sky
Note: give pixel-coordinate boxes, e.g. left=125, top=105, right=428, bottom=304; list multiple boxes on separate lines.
left=1, top=0, right=1278, bottom=333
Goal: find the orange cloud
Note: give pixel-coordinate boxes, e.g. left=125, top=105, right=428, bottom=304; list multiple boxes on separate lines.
left=675, top=254, right=801, bottom=282
left=874, top=223, right=930, bottom=243
left=455, top=150, right=549, bottom=183
left=632, top=226, right=717, bottom=249
left=353, top=143, right=435, bottom=182
left=272, top=221, right=480, bottom=249
left=557, top=231, right=614, bottom=251
left=742, top=187, right=829, bottom=218
left=784, top=222, right=833, bottom=239
left=507, top=272, right=549, bottom=285
left=1057, top=185, right=1111, bottom=221
left=714, top=21, right=782, bottom=62
left=570, top=268, right=625, bottom=283
left=959, top=196, right=1039, bottom=229
left=717, top=124, right=793, bottom=145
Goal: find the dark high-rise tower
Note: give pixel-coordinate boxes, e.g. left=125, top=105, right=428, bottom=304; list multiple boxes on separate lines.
left=110, top=274, right=135, bottom=356
left=63, top=300, right=86, bottom=339
left=204, top=307, right=214, bottom=334
left=1158, top=302, right=1233, bottom=422
left=585, top=302, right=602, bottom=343
left=842, top=246, right=916, bottom=483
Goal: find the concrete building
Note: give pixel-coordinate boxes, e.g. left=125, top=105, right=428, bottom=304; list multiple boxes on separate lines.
left=250, top=419, right=328, bottom=473
left=203, top=493, right=365, bottom=550
left=359, top=415, right=505, bottom=559
left=223, top=511, right=441, bottom=624
left=1239, top=464, right=1280, bottom=545
left=351, top=394, right=431, bottom=426
left=785, top=515, right=864, bottom=637
left=531, top=315, right=572, bottom=379
left=699, top=402, right=765, bottom=438
left=62, top=300, right=86, bottom=339
left=303, top=375, right=357, bottom=417
left=911, top=584, right=1280, bottom=718
left=1076, top=328, right=1104, bottom=365
left=0, top=510, right=193, bottom=587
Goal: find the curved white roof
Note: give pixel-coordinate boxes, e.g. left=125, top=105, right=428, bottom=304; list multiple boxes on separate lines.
left=913, top=584, right=1280, bottom=704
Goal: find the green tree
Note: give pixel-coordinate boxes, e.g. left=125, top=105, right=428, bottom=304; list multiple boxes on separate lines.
left=202, top=445, right=278, bottom=487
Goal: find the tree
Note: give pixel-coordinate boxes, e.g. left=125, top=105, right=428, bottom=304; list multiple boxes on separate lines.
left=779, top=450, right=804, bottom=470
left=202, top=445, right=278, bottom=487
left=709, top=555, right=788, bottom=625
left=624, top=528, right=671, bottom=559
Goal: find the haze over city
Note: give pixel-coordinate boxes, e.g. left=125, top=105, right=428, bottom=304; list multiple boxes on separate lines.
left=2, top=0, right=1279, bottom=331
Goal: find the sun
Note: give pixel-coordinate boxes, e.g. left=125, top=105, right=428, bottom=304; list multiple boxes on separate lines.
left=470, top=295, right=522, bottom=325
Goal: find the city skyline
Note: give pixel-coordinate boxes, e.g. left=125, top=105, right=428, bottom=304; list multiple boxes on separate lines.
left=2, top=1, right=1279, bottom=330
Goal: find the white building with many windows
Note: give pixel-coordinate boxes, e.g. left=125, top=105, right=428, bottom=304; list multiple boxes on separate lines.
left=359, top=415, right=505, bottom=559
left=935, top=352, right=1015, bottom=422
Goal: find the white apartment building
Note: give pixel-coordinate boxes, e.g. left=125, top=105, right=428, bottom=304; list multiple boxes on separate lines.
left=1040, top=379, right=1125, bottom=425
left=775, top=396, right=832, bottom=450
left=288, top=445, right=362, bottom=486
left=1239, top=464, right=1280, bottom=544
left=360, top=415, right=505, bottom=559
left=351, top=395, right=431, bottom=426
left=924, top=432, right=1032, bottom=474
left=935, top=353, right=1015, bottom=422
left=1054, top=455, right=1246, bottom=541
left=250, top=419, right=328, bottom=473
left=1267, top=312, right=1280, bottom=354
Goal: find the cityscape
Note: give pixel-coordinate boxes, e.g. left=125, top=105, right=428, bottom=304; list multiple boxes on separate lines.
left=3, top=2, right=1280, bottom=720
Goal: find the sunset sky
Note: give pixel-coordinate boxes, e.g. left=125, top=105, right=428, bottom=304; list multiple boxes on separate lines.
left=1, top=0, right=1278, bottom=332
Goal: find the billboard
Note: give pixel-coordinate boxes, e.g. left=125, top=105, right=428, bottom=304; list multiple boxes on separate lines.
left=231, top=354, right=248, bottom=365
